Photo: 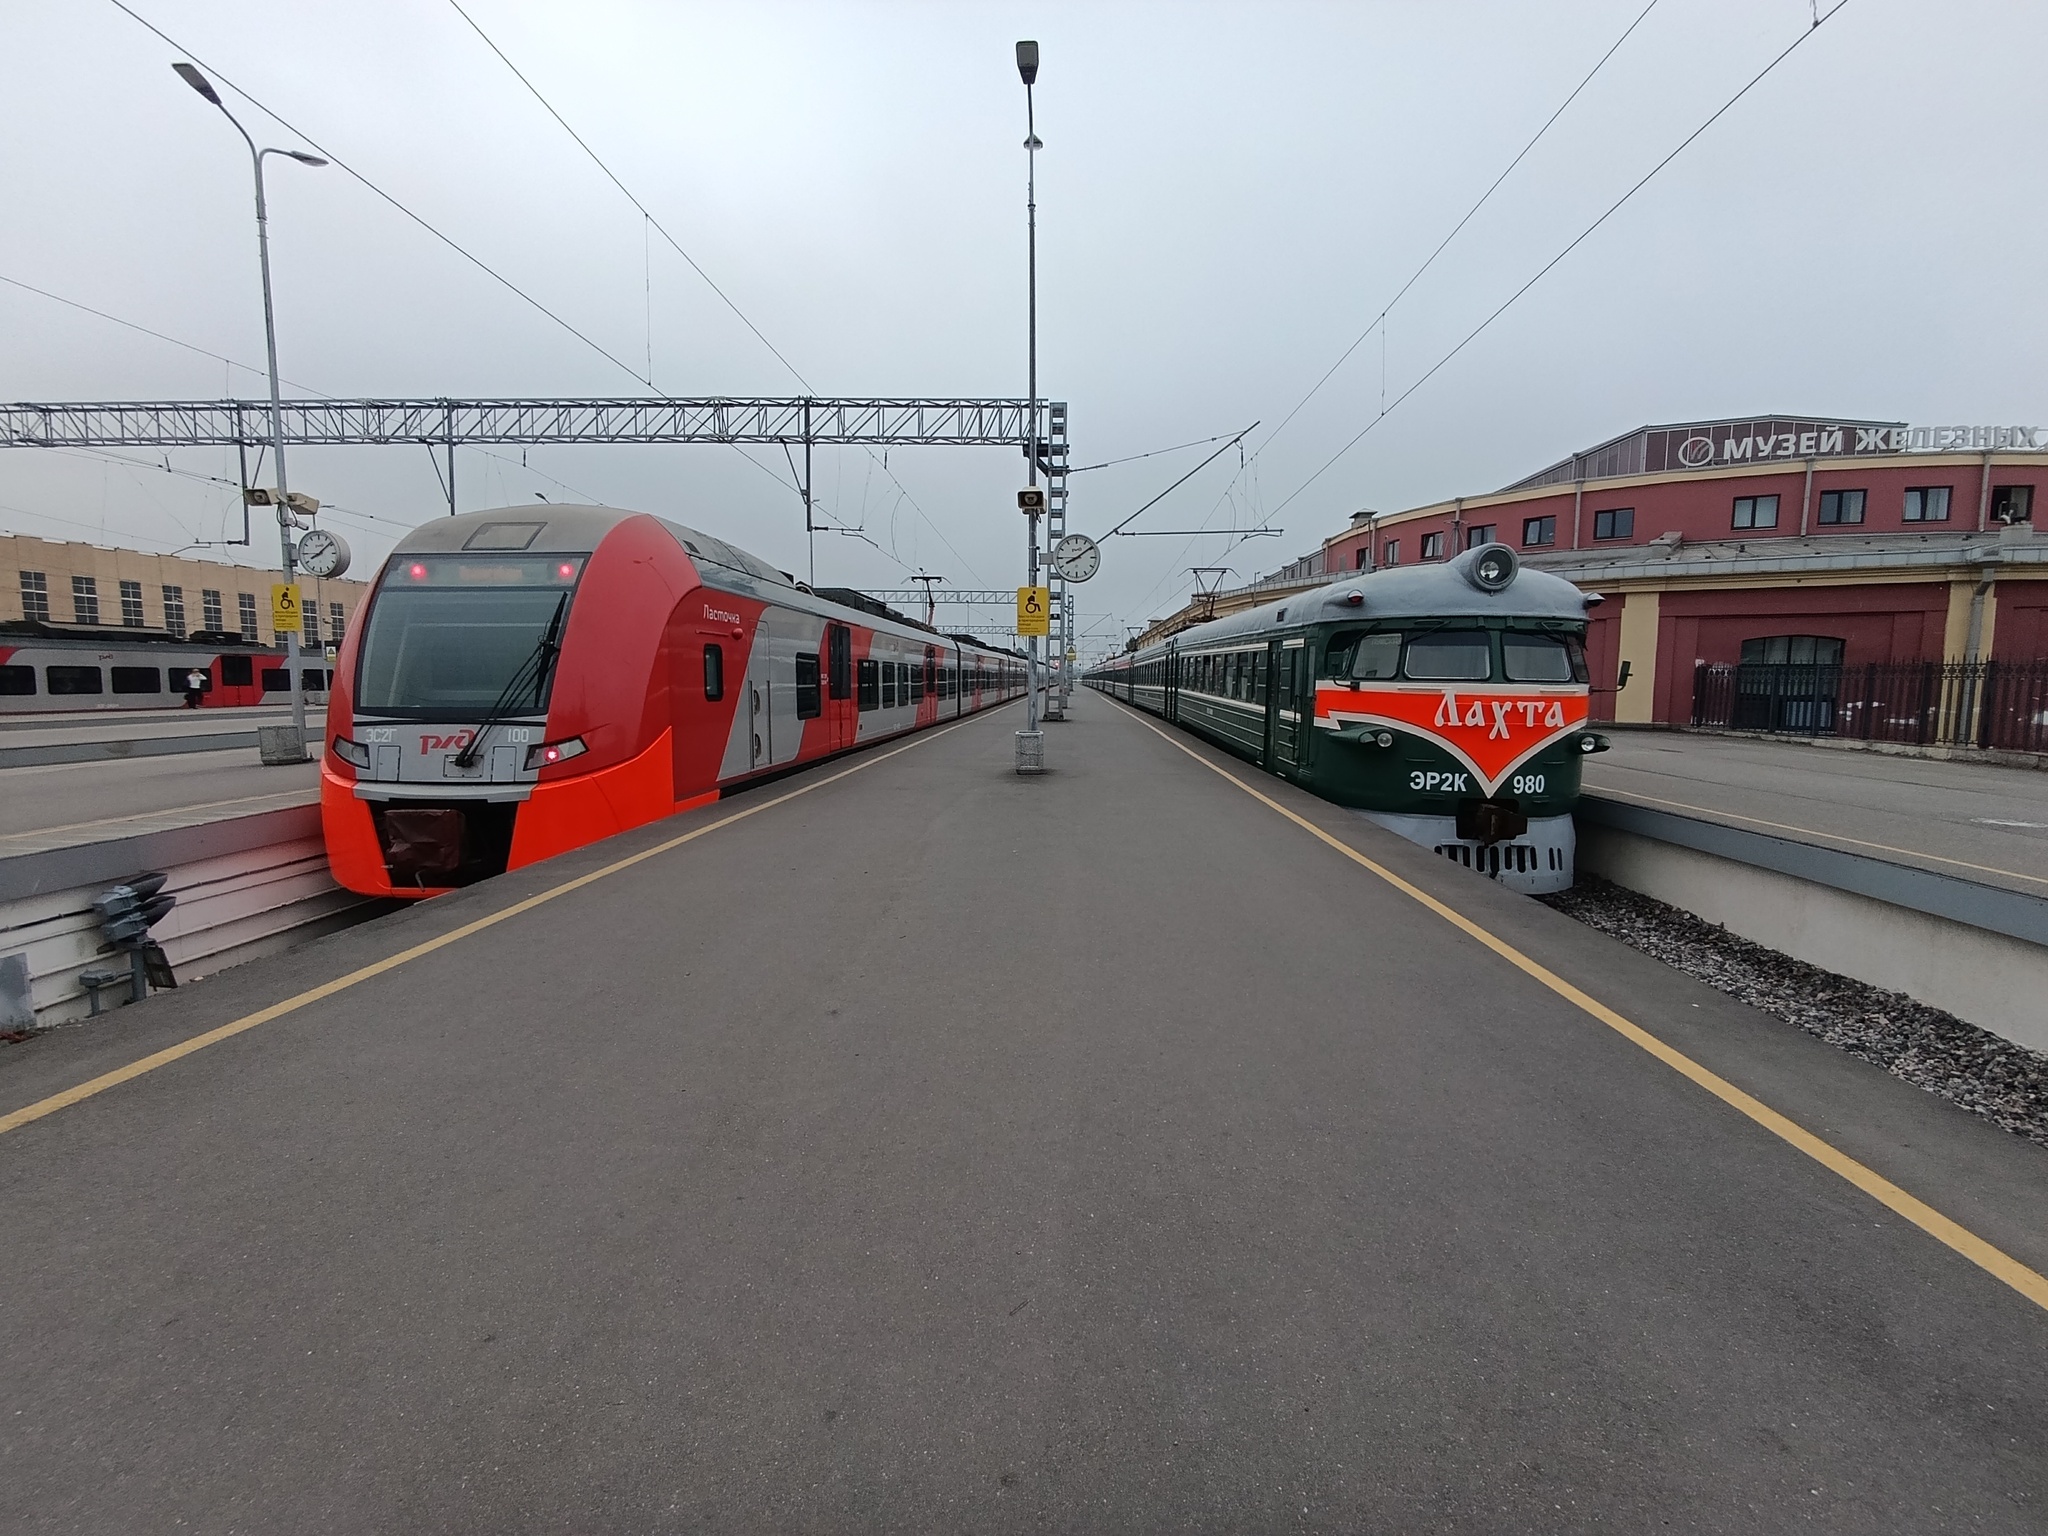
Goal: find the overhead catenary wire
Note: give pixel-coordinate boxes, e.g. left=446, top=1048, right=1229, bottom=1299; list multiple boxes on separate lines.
left=1112, top=0, right=1664, bottom=634
left=1265, top=0, right=1854, bottom=521
left=443, top=0, right=987, bottom=586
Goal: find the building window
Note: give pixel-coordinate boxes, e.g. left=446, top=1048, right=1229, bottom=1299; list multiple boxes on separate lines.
left=329, top=601, right=346, bottom=645
left=1593, top=508, right=1635, bottom=540
left=202, top=589, right=224, bottom=632
left=1419, top=532, right=1445, bottom=560
left=702, top=643, right=724, bottom=700
left=237, top=592, right=259, bottom=640
left=1740, top=635, right=1844, bottom=666
left=19, top=570, right=50, bottom=622
left=1354, top=549, right=1369, bottom=570
left=1902, top=486, right=1950, bottom=523
left=1731, top=495, right=1779, bottom=530
left=1816, top=489, right=1865, bottom=525
left=1990, top=485, right=2033, bottom=524
left=119, top=578, right=145, bottom=627
left=302, top=600, right=320, bottom=647
left=1464, top=524, right=1496, bottom=550
left=1382, top=540, right=1399, bottom=566
left=1522, top=515, right=1556, bottom=547
left=163, top=585, right=186, bottom=637
left=72, top=575, right=100, bottom=625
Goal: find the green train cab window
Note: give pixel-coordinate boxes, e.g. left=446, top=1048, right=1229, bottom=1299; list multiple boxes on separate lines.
left=1503, top=632, right=1587, bottom=683
left=1350, top=633, right=1402, bottom=679
left=1402, top=630, right=1491, bottom=681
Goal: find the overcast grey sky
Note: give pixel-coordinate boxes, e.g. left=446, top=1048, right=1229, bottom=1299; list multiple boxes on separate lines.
left=5, top=0, right=2045, bottom=646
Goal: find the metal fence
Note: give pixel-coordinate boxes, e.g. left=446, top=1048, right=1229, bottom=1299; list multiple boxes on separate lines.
left=1690, top=660, right=2048, bottom=753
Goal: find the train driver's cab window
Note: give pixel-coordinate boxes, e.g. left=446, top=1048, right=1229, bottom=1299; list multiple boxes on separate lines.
left=1502, top=632, right=1587, bottom=683
left=1402, top=630, right=1491, bottom=681
left=795, top=652, right=821, bottom=718
left=703, top=643, right=725, bottom=701
left=1350, top=632, right=1402, bottom=679
left=1740, top=635, right=1844, bottom=666
left=857, top=658, right=879, bottom=711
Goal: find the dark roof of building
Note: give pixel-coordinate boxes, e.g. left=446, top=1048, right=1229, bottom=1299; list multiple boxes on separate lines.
left=1504, top=415, right=1905, bottom=493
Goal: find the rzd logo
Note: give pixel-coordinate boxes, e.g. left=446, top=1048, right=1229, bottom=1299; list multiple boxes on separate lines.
left=421, top=731, right=474, bottom=752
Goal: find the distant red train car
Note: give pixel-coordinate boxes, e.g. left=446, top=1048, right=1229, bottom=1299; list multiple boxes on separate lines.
left=0, top=629, right=310, bottom=712
left=322, top=506, right=1024, bottom=896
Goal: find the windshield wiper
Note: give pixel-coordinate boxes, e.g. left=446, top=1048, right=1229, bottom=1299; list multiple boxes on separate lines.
left=453, top=593, right=568, bottom=769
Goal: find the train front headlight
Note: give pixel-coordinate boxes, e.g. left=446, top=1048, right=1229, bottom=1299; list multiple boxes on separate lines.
left=1578, top=733, right=1610, bottom=754
left=524, top=736, right=588, bottom=771
left=331, top=736, right=371, bottom=769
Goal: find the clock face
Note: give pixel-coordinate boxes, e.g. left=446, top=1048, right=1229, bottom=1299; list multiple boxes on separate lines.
left=295, top=528, right=351, bottom=579
left=1052, top=534, right=1100, bottom=583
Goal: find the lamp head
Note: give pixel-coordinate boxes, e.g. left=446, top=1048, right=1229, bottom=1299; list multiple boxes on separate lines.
left=284, top=150, right=328, bottom=166
left=1015, top=40, right=1039, bottom=86
left=172, top=61, right=222, bottom=105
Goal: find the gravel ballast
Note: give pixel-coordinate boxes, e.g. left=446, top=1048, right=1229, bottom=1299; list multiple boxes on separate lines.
left=1541, top=875, right=2048, bottom=1148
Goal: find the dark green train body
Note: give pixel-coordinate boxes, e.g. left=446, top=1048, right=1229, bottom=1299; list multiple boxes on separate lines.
left=1087, top=545, right=1607, bottom=893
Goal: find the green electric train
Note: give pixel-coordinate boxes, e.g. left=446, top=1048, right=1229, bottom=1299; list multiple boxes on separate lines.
left=1085, top=543, right=1608, bottom=894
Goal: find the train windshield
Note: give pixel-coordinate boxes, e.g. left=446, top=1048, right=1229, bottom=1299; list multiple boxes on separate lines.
left=1503, top=632, right=1587, bottom=683
left=355, top=555, right=585, bottom=718
left=1400, top=630, right=1491, bottom=681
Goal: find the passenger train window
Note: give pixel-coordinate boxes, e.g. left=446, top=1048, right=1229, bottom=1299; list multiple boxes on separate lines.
left=882, top=663, right=897, bottom=708
left=828, top=625, right=852, bottom=700
left=111, top=666, right=162, bottom=694
left=703, top=643, right=725, bottom=701
left=909, top=662, right=924, bottom=702
left=1350, top=633, right=1402, bottom=680
left=1402, top=630, right=1491, bottom=681
left=1502, top=633, right=1586, bottom=683
left=261, top=668, right=290, bottom=692
left=795, top=653, right=821, bottom=718
left=857, top=658, right=879, bottom=711
left=46, top=665, right=102, bottom=695
left=0, top=664, right=35, bottom=695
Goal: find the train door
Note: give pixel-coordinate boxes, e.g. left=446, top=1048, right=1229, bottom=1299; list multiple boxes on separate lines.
left=1271, top=637, right=1310, bottom=769
left=826, top=623, right=854, bottom=751
left=746, top=619, right=773, bottom=770
left=1165, top=642, right=1180, bottom=724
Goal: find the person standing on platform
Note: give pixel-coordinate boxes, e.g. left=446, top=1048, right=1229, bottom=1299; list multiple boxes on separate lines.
left=183, top=667, right=208, bottom=709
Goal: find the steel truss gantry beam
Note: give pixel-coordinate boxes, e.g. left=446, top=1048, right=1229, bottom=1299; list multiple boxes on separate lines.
left=860, top=589, right=1055, bottom=605
left=0, top=396, right=1057, bottom=450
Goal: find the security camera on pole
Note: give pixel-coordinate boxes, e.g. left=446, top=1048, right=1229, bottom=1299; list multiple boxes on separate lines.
left=1014, top=39, right=1048, bottom=775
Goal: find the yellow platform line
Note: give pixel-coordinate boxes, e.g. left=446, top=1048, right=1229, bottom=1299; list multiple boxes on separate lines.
left=1117, top=701, right=2048, bottom=1316
left=0, top=716, right=987, bottom=1139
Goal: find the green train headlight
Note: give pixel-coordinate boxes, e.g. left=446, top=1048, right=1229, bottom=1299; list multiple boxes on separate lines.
left=1577, top=733, right=1610, bottom=754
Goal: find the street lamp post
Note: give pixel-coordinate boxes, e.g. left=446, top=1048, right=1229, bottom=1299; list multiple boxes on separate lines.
left=1015, top=39, right=1045, bottom=773
left=173, top=62, right=326, bottom=760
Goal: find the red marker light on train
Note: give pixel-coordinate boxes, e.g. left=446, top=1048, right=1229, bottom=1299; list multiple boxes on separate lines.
left=557, top=563, right=576, bottom=580
left=523, top=736, right=587, bottom=771
left=408, top=563, right=427, bottom=580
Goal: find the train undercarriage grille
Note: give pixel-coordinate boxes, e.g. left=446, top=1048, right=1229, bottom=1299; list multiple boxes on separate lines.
left=1433, top=841, right=1566, bottom=879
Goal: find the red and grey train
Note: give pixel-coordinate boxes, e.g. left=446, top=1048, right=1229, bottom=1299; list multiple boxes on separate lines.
left=322, top=505, right=1024, bottom=897
left=0, top=628, right=317, bottom=712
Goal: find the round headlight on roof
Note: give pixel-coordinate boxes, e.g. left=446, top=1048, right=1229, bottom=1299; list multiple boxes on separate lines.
left=1467, top=543, right=1518, bottom=592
